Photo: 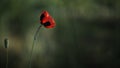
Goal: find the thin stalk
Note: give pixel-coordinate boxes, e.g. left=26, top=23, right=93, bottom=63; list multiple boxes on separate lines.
left=28, top=25, right=42, bottom=68
left=28, top=40, right=35, bottom=68
left=6, top=48, right=8, bottom=68
left=34, top=25, right=42, bottom=40
left=4, top=38, right=9, bottom=68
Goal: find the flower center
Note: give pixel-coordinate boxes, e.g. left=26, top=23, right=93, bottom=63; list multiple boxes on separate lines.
left=40, top=14, right=45, bottom=20
left=43, top=21, right=51, bottom=26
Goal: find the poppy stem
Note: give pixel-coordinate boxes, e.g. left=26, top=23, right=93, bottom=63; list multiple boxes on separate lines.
left=34, top=25, right=42, bottom=40
left=6, top=48, right=8, bottom=68
left=4, top=38, right=9, bottom=68
left=28, top=39, right=35, bottom=68
left=28, top=25, right=42, bottom=68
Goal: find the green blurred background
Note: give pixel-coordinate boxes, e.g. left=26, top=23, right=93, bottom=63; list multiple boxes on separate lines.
left=0, top=0, right=120, bottom=68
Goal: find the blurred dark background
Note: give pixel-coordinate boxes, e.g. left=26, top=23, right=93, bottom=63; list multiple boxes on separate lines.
left=0, top=0, right=120, bottom=68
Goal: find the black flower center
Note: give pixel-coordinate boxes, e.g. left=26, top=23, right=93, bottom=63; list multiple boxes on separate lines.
left=43, top=21, right=51, bottom=26
left=40, top=14, right=45, bottom=20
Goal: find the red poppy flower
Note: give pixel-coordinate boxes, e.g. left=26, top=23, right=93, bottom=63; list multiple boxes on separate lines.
left=40, top=10, right=56, bottom=28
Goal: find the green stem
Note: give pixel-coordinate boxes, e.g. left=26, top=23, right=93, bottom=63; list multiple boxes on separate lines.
left=28, top=39, right=35, bottom=68
left=6, top=48, right=8, bottom=68
left=28, top=25, right=42, bottom=68
left=34, top=25, right=42, bottom=40
left=4, top=38, right=9, bottom=68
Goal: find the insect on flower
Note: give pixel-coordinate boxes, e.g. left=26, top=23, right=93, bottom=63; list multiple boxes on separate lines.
left=40, top=10, right=56, bottom=28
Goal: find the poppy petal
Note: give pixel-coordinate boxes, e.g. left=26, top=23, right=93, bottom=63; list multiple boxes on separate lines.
left=40, top=10, right=56, bottom=28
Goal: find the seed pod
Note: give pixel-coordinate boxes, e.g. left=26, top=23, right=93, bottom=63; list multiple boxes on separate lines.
left=4, top=38, right=9, bottom=48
